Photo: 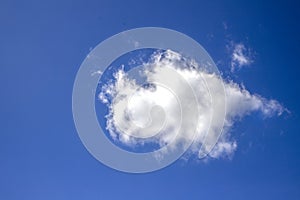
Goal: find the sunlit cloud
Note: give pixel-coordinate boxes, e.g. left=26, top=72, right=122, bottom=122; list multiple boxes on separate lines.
left=230, top=43, right=253, bottom=72
left=98, top=50, right=283, bottom=159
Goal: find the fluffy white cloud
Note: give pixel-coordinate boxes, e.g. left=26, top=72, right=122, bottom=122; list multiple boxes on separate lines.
left=230, top=43, right=253, bottom=72
left=99, top=50, right=283, bottom=159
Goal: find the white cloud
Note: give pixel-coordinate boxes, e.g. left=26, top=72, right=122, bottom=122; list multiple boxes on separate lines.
left=230, top=43, right=253, bottom=72
left=98, top=50, right=283, bottom=159
left=91, top=70, right=103, bottom=76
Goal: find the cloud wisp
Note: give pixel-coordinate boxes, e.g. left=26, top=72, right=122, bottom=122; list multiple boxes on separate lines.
left=98, top=50, right=283, bottom=159
left=229, top=43, right=253, bottom=72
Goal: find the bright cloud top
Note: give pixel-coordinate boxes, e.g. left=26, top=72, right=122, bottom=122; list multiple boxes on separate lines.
left=99, top=50, right=283, bottom=159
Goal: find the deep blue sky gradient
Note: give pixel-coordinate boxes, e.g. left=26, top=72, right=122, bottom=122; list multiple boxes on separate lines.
left=1, top=0, right=300, bottom=199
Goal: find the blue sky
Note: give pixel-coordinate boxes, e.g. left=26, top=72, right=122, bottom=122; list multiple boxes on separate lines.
left=1, top=0, right=300, bottom=199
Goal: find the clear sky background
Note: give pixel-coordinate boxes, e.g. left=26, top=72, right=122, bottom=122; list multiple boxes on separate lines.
left=1, top=0, right=300, bottom=199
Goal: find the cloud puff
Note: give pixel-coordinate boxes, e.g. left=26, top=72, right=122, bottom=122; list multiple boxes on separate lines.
left=98, top=50, right=283, bottom=159
left=230, top=43, right=253, bottom=72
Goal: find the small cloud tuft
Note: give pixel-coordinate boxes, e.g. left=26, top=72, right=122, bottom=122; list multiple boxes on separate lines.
left=230, top=43, right=253, bottom=72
